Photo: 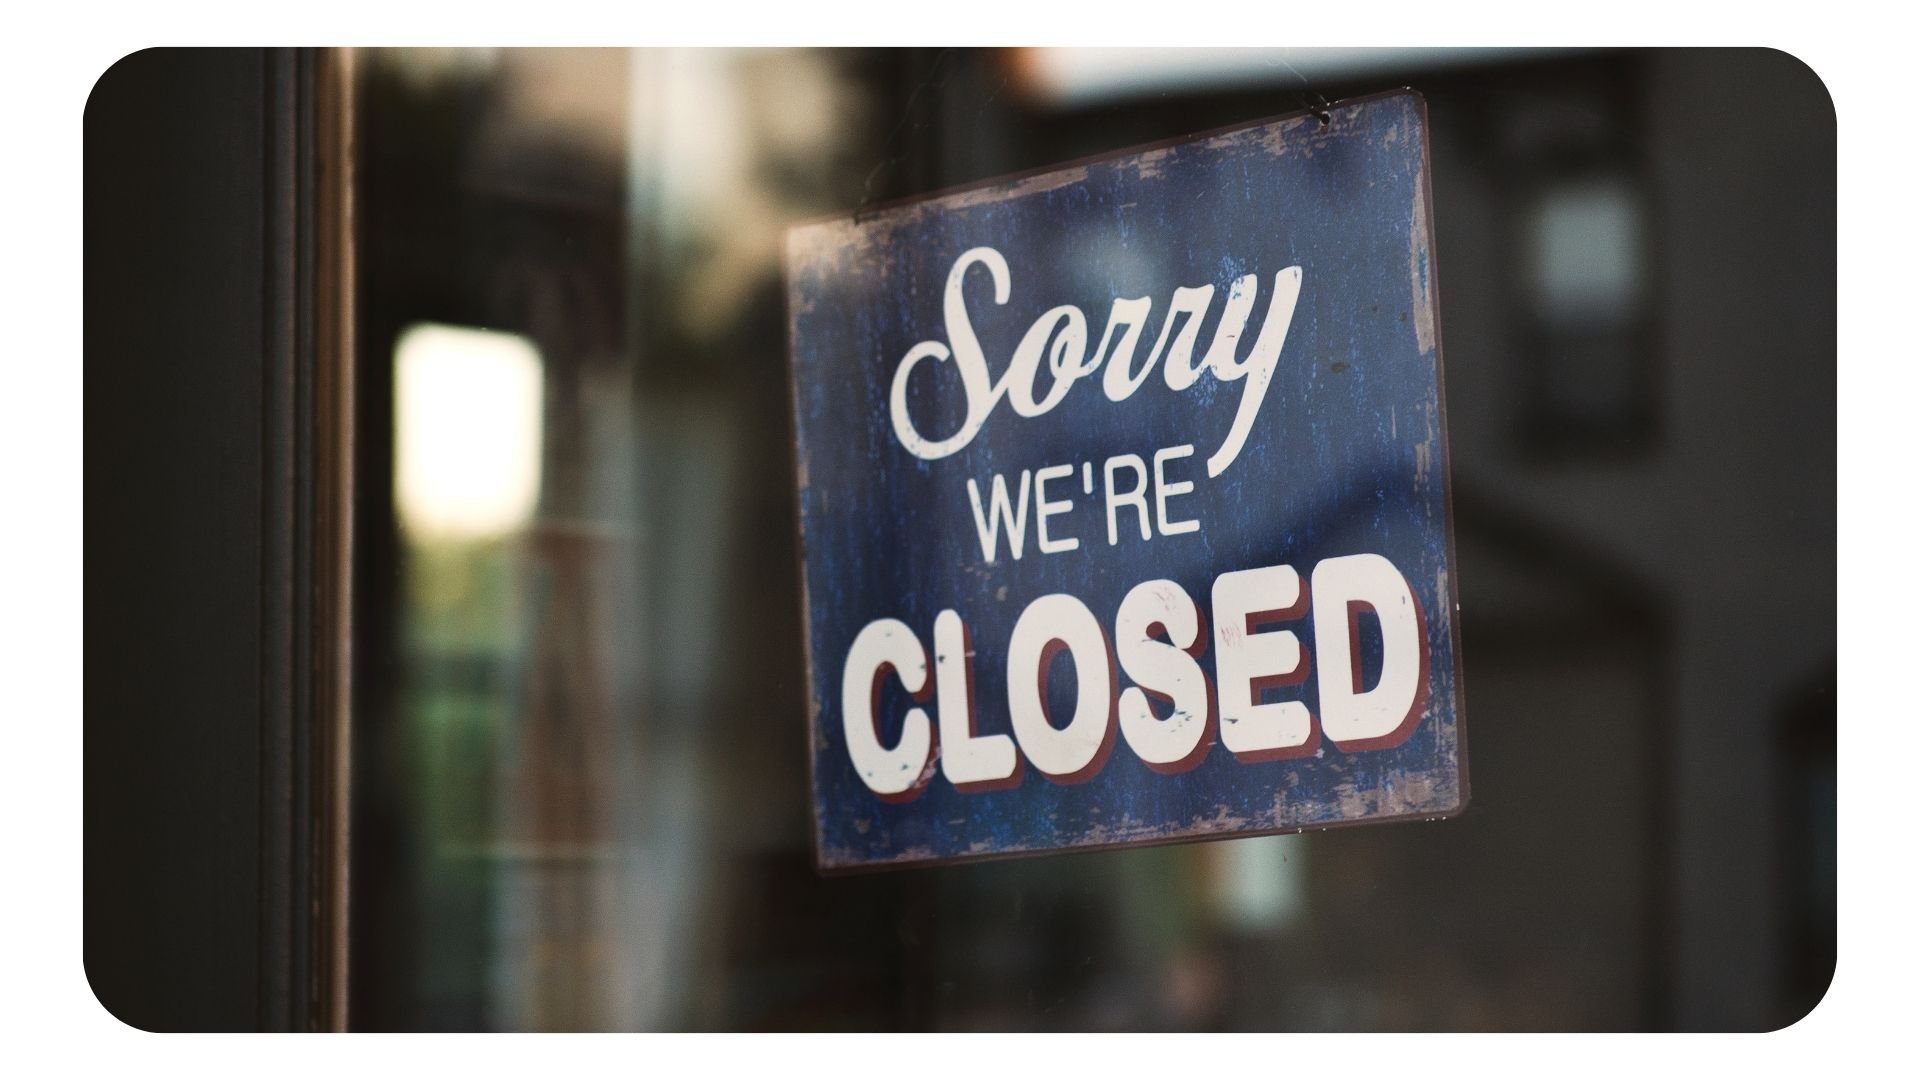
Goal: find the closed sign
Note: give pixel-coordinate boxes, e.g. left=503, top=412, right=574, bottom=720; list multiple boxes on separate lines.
left=787, top=90, right=1466, bottom=871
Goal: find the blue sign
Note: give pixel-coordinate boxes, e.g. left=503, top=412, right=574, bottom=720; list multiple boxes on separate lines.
left=787, top=91, right=1465, bottom=871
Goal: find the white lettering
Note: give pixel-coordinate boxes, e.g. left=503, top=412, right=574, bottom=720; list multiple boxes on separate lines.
left=840, top=618, right=936, bottom=800
left=840, top=552, right=1433, bottom=797
left=1033, top=463, right=1080, bottom=555
left=966, top=470, right=1031, bottom=563
left=1311, top=553, right=1428, bottom=749
left=1204, top=267, right=1302, bottom=477
left=1095, top=296, right=1155, bottom=401
left=1152, top=444, right=1200, bottom=537
left=1153, top=284, right=1217, bottom=392
left=1007, top=306, right=1093, bottom=417
left=887, top=248, right=1305, bottom=481
left=1212, top=564, right=1314, bottom=761
left=934, top=609, right=1020, bottom=789
left=1104, top=454, right=1150, bottom=546
left=888, top=247, right=1008, bottom=459
left=1115, top=579, right=1212, bottom=771
left=1007, top=593, right=1116, bottom=783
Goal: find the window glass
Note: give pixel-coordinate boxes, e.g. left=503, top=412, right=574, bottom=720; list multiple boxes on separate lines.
left=348, top=47, right=1835, bottom=1031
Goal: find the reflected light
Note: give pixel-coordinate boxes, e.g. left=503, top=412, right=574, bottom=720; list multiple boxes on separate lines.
left=1527, top=177, right=1644, bottom=326
left=1013, top=47, right=1577, bottom=108
left=395, top=323, right=544, bottom=540
left=1216, top=833, right=1307, bottom=931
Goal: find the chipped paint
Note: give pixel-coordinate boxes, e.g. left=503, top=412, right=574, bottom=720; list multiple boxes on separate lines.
left=1131, top=146, right=1175, bottom=180
left=948, top=165, right=1090, bottom=209
left=1261, top=122, right=1290, bottom=158
left=1408, top=167, right=1437, bottom=356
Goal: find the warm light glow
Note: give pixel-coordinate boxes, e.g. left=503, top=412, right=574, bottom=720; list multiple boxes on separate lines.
left=394, top=323, right=544, bottom=540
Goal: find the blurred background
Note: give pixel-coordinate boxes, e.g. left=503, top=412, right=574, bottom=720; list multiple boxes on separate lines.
left=341, top=47, right=1833, bottom=1032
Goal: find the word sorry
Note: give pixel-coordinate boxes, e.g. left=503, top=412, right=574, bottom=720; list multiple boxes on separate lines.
left=841, top=553, right=1429, bottom=799
left=890, top=246, right=1304, bottom=479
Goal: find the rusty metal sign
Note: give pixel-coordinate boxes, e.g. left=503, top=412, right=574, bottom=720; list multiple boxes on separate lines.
left=786, top=90, right=1466, bottom=871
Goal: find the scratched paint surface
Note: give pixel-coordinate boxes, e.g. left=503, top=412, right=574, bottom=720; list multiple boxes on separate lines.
left=787, top=92, right=1465, bottom=871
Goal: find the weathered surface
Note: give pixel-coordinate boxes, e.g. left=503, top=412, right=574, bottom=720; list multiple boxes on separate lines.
left=787, top=91, right=1465, bottom=872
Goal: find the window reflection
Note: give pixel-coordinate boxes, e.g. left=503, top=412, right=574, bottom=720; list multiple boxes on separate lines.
left=350, top=46, right=1835, bottom=1032
left=394, top=323, right=543, bottom=540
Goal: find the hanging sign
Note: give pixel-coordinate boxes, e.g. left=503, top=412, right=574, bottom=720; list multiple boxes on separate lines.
left=786, top=90, right=1466, bottom=871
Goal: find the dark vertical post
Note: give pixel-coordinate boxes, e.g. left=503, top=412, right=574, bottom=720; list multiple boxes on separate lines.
left=84, top=46, right=352, bottom=1032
